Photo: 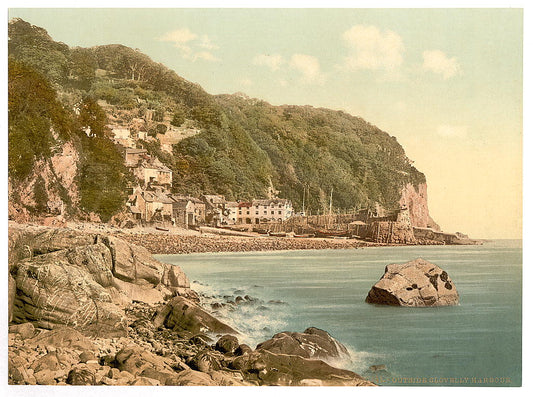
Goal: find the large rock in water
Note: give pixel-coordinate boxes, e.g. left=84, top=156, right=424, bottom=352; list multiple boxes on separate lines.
left=366, top=258, right=459, bottom=307
left=256, top=327, right=350, bottom=361
left=8, top=223, right=194, bottom=335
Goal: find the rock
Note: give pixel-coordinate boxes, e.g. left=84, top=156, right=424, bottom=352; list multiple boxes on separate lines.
left=235, top=344, right=253, bottom=356
left=9, top=322, right=35, bottom=339
left=12, top=244, right=127, bottom=335
left=165, top=369, right=217, bottom=386
left=188, top=349, right=223, bottom=373
left=79, top=351, right=98, bottom=364
left=34, top=369, right=57, bottom=385
left=208, top=370, right=250, bottom=386
left=114, top=345, right=175, bottom=382
left=9, top=355, right=37, bottom=385
left=104, top=235, right=191, bottom=299
left=256, top=327, right=349, bottom=360
left=26, top=327, right=97, bottom=352
left=153, top=296, right=238, bottom=335
left=30, top=352, right=61, bottom=373
left=8, top=224, right=194, bottom=336
left=66, top=365, right=97, bottom=385
left=215, top=335, right=240, bottom=354
left=365, top=258, right=459, bottom=307
left=130, top=376, right=161, bottom=386
left=231, top=349, right=373, bottom=386
left=189, top=334, right=213, bottom=346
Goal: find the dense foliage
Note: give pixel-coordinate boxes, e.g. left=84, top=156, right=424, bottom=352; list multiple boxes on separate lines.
left=8, top=18, right=426, bottom=219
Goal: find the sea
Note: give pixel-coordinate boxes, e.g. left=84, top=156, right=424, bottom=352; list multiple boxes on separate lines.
left=156, top=239, right=522, bottom=387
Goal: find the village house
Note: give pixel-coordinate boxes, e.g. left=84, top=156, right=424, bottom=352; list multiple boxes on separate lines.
left=124, top=148, right=149, bottom=167
left=133, top=158, right=173, bottom=188
left=200, top=194, right=227, bottom=225
left=236, top=202, right=253, bottom=224
left=235, top=198, right=294, bottom=225
left=110, top=127, right=136, bottom=148
left=128, top=187, right=173, bottom=224
left=224, top=201, right=239, bottom=225
left=171, top=196, right=206, bottom=228
left=253, top=198, right=293, bottom=223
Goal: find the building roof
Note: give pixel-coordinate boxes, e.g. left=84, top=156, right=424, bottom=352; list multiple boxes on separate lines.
left=142, top=191, right=174, bottom=204
left=129, top=206, right=141, bottom=214
left=170, top=195, right=205, bottom=205
left=125, top=148, right=148, bottom=155
left=201, top=194, right=226, bottom=204
left=252, top=198, right=291, bottom=206
left=140, top=162, right=172, bottom=173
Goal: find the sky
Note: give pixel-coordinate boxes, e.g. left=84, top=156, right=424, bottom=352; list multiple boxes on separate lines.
left=7, top=5, right=524, bottom=239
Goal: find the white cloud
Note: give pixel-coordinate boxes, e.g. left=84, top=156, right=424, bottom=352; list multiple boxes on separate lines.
left=253, top=54, right=285, bottom=71
left=289, top=54, right=325, bottom=85
left=341, top=25, right=404, bottom=71
left=422, top=50, right=461, bottom=79
left=199, top=34, right=218, bottom=50
left=159, top=28, right=219, bottom=62
left=159, top=28, right=197, bottom=47
left=436, top=125, right=468, bottom=137
left=191, top=51, right=219, bottom=62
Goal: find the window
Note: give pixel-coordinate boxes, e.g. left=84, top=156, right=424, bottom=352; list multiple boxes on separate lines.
left=264, top=211, right=267, bottom=214
left=256, top=211, right=259, bottom=215
left=278, top=211, right=282, bottom=214
left=246, top=211, right=250, bottom=215
left=239, top=211, right=242, bottom=215
left=271, top=211, right=274, bottom=215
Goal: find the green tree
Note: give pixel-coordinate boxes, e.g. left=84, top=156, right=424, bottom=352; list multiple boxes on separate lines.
left=78, top=96, right=109, bottom=138
left=8, top=59, right=70, bottom=180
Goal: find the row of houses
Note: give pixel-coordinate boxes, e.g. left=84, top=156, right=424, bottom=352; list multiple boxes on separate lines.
left=127, top=190, right=294, bottom=229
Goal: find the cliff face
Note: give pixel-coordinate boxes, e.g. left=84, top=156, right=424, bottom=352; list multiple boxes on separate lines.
left=399, top=183, right=440, bottom=231
left=8, top=140, right=81, bottom=223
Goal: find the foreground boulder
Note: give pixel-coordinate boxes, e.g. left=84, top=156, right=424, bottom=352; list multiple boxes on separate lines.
left=231, top=349, right=374, bottom=386
left=153, top=296, right=237, bottom=335
left=256, top=327, right=350, bottom=360
left=366, top=258, right=459, bottom=307
left=9, top=223, right=194, bottom=334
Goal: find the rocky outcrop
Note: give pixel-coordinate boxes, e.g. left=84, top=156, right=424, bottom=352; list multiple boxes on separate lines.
left=399, top=183, right=440, bottom=231
left=9, top=223, right=194, bottom=335
left=153, top=296, right=238, bottom=335
left=8, top=140, right=81, bottom=224
left=231, top=349, right=373, bottom=386
left=366, top=258, right=459, bottom=307
left=256, top=327, right=349, bottom=361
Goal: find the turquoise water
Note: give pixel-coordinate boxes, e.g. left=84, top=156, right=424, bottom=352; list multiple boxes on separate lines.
left=156, top=240, right=522, bottom=386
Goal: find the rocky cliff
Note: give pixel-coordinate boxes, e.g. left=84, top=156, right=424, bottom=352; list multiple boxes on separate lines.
left=399, top=183, right=440, bottom=230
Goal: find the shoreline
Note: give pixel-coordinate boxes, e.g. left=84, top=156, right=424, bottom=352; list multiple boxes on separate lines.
left=115, top=232, right=401, bottom=255
left=9, top=220, right=474, bottom=256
